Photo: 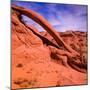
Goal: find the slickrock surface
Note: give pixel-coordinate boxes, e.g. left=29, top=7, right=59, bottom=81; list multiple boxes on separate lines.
left=12, top=5, right=87, bottom=89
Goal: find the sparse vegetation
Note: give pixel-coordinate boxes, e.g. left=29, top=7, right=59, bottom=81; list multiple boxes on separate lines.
left=14, top=78, right=37, bottom=88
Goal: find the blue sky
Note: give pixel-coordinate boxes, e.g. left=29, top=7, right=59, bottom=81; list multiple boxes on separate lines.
left=12, top=1, right=88, bottom=32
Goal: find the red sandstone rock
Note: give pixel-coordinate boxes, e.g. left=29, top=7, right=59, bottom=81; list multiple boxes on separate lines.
left=12, top=5, right=87, bottom=89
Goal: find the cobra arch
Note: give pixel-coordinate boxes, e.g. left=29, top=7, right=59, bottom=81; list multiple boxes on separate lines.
left=12, top=5, right=79, bottom=56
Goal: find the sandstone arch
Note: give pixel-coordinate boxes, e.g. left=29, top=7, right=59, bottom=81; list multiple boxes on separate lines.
left=12, top=5, right=79, bottom=57
left=12, top=5, right=87, bottom=73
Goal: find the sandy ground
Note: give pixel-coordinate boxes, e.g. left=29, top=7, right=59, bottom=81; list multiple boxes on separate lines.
left=12, top=31, right=87, bottom=89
